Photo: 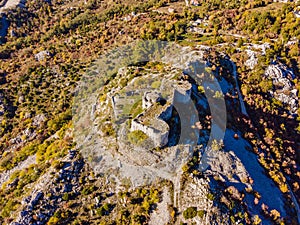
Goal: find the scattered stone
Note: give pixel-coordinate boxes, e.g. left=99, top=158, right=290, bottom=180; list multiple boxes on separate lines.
left=245, top=50, right=258, bottom=69
left=261, top=203, right=269, bottom=212
left=226, top=186, right=242, bottom=201
left=32, top=114, right=47, bottom=127
left=34, top=51, right=50, bottom=61
left=185, top=0, right=200, bottom=6
left=168, top=8, right=175, bottom=13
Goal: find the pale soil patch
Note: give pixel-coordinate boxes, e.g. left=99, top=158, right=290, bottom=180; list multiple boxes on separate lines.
left=149, top=187, right=171, bottom=225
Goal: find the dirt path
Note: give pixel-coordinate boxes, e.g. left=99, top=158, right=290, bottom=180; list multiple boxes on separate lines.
left=149, top=187, right=171, bottom=225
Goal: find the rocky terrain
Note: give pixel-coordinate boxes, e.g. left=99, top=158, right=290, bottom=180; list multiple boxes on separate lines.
left=8, top=150, right=83, bottom=225
left=265, top=62, right=298, bottom=114
left=72, top=42, right=298, bottom=224
left=0, top=0, right=299, bottom=224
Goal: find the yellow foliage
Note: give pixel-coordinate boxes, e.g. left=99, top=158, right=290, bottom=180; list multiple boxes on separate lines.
left=47, top=216, right=59, bottom=225
left=270, top=209, right=280, bottom=220
left=279, top=183, right=288, bottom=193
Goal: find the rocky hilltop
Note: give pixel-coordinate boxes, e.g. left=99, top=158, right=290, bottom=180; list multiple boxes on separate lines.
left=0, top=0, right=299, bottom=224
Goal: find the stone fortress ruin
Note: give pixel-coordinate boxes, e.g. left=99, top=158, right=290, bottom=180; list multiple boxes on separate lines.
left=130, top=79, right=192, bottom=147
left=109, top=66, right=194, bottom=149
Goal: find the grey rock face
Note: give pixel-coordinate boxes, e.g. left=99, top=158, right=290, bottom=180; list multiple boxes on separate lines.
left=264, top=62, right=298, bottom=114
left=34, top=51, right=50, bottom=61
left=245, top=50, right=258, bottom=69
left=12, top=151, right=84, bottom=225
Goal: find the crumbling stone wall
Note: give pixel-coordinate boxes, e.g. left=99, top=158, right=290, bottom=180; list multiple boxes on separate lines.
left=130, top=81, right=192, bottom=147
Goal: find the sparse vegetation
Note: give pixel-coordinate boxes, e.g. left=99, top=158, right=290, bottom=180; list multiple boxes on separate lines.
left=0, top=0, right=299, bottom=224
left=127, top=130, right=148, bottom=145
left=183, top=207, right=197, bottom=219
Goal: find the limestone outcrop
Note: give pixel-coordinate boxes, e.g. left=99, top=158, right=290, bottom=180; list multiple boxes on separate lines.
left=264, top=62, right=298, bottom=114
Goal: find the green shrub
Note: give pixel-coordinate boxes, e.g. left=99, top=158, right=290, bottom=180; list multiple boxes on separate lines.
left=198, top=210, right=206, bottom=218
left=62, top=193, right=69, bottom=201
left=151, top=80, right=161, bottom=89
left=81, top=185, right=96, bottom=195
left=100, top=123, right=115, bottom=137
left=207, top=193, right=215, bottom=201
left=183, top=207, right=197, bottom=219
left=127, top=130, right=148, bottom=145
left=96, top=203, right=113, bottom=216
left=259, top=79, right=273, bottom=93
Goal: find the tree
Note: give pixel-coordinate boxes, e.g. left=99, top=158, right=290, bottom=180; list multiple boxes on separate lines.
left=131, top=214, right=146, bottom=224
left=182, top=164, right=189, bottom=173
left=270, top=209, right=280, bottom=220
left=47, top=216, right=59, bottom=225
left=237, top=38, right=244, bottom=48
left=142, top=200, right=150, bottom=212
left=279, top=183, right=288, bottom=193
left=252, top=215, right=262, bottom=225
